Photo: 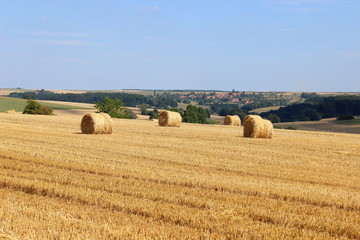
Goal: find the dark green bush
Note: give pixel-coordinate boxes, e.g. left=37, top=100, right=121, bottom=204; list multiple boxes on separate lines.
left=182, top=104, right=208, bottom=124
left=336, top=114, right=354, bottom=120
left=205, top=119, right=220, bottom=125
left=149, top=109, right=159, bottom=120
left=266, top=114, right=281, bottom=123
left=23, top=100, right=53, bottom=115
left=139, top=104, right=150, bottom=115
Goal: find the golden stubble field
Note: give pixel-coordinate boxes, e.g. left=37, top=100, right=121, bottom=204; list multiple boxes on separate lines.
left=0, top=113, right=359, bottom=239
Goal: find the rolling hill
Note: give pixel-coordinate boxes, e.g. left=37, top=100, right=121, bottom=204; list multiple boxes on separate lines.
left=0, top=96, right=93, bottom=113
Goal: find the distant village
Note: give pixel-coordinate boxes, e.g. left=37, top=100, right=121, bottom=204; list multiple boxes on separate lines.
left=179, top=92, right=254, bottom=104
left=171, top=90, right=304, bottom=107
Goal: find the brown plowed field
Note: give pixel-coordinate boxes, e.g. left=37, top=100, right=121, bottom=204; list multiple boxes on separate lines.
left=275, top=118, right=360, bottom=134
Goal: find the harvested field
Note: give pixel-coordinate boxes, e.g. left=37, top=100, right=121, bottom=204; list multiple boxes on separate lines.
left=0, top=113, right=359, bottom=239
left=275, top=118, right=360, bottom=134
left=249, top=106, right=283, bottom=114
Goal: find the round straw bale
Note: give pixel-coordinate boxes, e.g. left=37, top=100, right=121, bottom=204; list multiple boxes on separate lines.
left=81, top=113, right=113, bottom=134
left=158, top=111, right=182, bottom=127
left=243, top=115, right=273, bottom=138
left=223, top=115, right=241, bottom=126
left=243, top=115, right=252, bottom=125
left=5, top=110, right=16, bottom=114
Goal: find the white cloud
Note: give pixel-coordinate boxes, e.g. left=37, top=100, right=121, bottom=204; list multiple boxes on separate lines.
left=138, top=6, right=160, bottom=11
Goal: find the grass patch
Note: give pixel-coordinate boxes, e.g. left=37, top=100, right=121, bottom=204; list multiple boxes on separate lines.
left=206, top=118, right=220, bottom=125
left=0, top=97, right=92, bottom=112
left=333, top=119, right=360, bottom=125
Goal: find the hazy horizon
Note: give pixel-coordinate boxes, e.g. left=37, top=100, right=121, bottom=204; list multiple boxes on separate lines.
left=1, top=1, right=360, bottom=92
left=2, top=87, right=360, bottom=94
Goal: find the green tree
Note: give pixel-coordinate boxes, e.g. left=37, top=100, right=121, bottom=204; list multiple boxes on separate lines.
left=139, top=104, right=150, bottom=115
left=267, top=114, right=281, bottom=123
left=149, top=109, right=159, bottom=120
left=183, top=104, right=208, bottom=124
left=23, top=94, right=35, bottom=100
left=95, top=97, right=136, bottom=119
left=301, top=108, right=321, bottom=121
left=23, top=100, right=53, bottom=115
left=169, top=107, right=184, bottom=115
left=337, top=114, right=354, bottom=120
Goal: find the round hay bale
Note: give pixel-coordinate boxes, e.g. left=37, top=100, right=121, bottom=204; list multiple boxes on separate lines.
left=223, top=115, right=241, bottom=126
left=158, top=111, right=182, bottom=127
left=243, top=115, right=273, bottom=138
left=81, top=113, right=113, bottom=134
left=242, top=115, right=252, bottom=125
left=5, top=110, right=16, bottom=114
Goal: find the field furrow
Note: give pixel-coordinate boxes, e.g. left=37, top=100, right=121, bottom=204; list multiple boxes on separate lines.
left=0, top=114, right=359, bottom=239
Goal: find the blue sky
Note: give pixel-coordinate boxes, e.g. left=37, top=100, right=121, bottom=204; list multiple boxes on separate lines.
left=0, top=0, right=359, bottom=92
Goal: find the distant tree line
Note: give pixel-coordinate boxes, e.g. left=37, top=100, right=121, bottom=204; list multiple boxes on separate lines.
left=9, top=90, right=179, bottom=108
left=210, top=104, right=247, bottom=120
left=336, top=114, right=355, bottom=120
left=170, top=105, right=219, bottom=124
left=261, top=96, right=360, bottom=122
left=300, top=92, right=319, bottom=99
left=210, top=100, right=288, bottom=119
left=140, top=104, right=219, bottom=124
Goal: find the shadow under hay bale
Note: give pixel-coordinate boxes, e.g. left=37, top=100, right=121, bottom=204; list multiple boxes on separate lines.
left=158, top=111, right=182, bottom=127
left=223, top=115, right=241, bottom=126
left=81, top=113, right=113, bottom=134
left=243, top=115, right=273, bottom=138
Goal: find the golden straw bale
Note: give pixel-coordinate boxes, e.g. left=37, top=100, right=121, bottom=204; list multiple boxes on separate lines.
left=243, top=115, right=252, bottom=125
left=243, top=115, right=273, bottom=138
left=81, top=113, right=113, bottom=134
left=223, top=115, right=241, bottom=126
left=5, top=110, right=16, bottom=114
left=158, top=111, right=182, bottom=127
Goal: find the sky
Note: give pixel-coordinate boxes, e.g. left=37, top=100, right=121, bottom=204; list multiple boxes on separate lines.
left=0, top=0, right=359, bottom=92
